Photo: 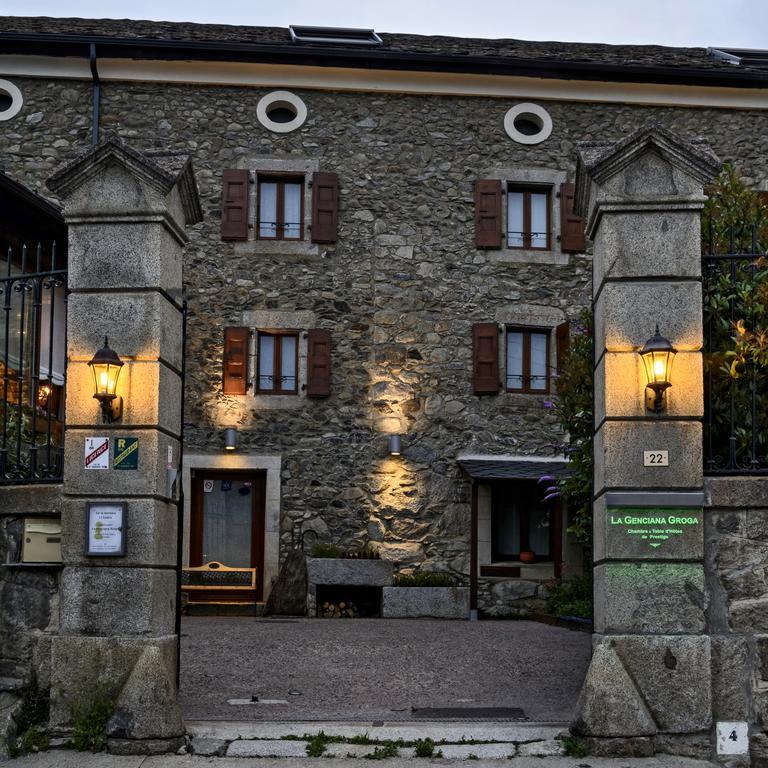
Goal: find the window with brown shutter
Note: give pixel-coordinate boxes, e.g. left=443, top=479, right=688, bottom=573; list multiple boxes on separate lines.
left=473, top=323, right=500, bottom=395
left=311, top=172, right=339, bottom=244
left=223, top=326, right=249, bottom=395
left=221, top=170, right=250, bottom=241
left=306, top=329, right=331, bottom=397
left=256, top=331, right=299, bottom=394
left=475, top=180, right=503, bottom=249
left=560, top=182, right=586, bottom=253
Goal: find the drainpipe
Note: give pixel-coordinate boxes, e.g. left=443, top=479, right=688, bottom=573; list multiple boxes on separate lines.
left=89, top=43, right=100, bottom=145
left=469, top=482, right=478, bottom=621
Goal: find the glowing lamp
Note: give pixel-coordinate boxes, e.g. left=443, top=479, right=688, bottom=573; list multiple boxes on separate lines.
left=388, top=434, right=402, bottom=456
left=88, top=336, right=124, bottom=423
left=224, top=427, right=238, bottom=451
left=639, top=325, right=676, bottom=413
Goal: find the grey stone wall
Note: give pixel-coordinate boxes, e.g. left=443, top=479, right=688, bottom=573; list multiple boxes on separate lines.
left=706, top=477, right=768, bottom=764
left=3, top=76, right=768, bottom=615
left=0, top=485, right=62, bottom=755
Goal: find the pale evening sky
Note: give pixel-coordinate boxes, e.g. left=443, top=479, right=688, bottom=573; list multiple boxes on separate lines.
left=1, top=0, right=767, bottom=50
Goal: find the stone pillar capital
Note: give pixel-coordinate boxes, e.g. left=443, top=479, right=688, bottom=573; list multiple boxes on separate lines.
left=574, top=123, right=721, bottom=239
left=48, top=138, right=202, bottom=239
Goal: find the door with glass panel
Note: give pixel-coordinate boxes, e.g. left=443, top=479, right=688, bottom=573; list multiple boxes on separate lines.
left=189, top=471, right=266, bottom=603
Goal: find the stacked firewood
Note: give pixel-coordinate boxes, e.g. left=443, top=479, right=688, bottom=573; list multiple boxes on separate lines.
left=318, top=600, right=359, bottom=618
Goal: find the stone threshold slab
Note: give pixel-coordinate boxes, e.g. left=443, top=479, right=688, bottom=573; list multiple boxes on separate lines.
left=185, top=720, right=567, bottom=743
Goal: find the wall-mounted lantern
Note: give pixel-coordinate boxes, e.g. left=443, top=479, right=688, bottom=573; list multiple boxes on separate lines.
left=224, top=427, right=238, bottom=451
left=88, top=336, right=124, bottom=423
left=388, top=434, right=402, bottom=456
left=639, top=325, right=676, bottom=413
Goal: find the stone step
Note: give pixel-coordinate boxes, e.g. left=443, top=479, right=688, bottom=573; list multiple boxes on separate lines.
left=208, top=738, right=564, bottom=760
left=186, top=719, right=567, bottom=744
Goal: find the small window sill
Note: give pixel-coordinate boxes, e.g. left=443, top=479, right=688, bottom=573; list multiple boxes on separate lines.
left=249, top=393, right=307, bottom=410
left=3, top=562, right=63, bottom=570
left=235, top=239, right=322, bottom=259
left=489, top=248, right=570, bottom=266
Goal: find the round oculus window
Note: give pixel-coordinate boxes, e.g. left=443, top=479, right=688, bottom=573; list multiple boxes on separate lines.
left=503, top=103, right=553, bottom=145
left=256, top=91, right=307, bottom=134
left=0, top=79, right=23, bottom=122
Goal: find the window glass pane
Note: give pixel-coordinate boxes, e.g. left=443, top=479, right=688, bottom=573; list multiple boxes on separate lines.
left=530, top=332, right=548, bottom=390
left=38, top=284, right=66, bottom=385
left=280, top=335, right=297, bottom=391
left=259, top=182, right=277, bottom=238
left=201, top=479, right=253, bottom=567
left=283, top=183, right=302, bottom=239
left=258, top=334, right=275, bottom=390
left=530, top=192, right=548, bottom=248
left=495, top=503, right=520, bottom=558
left=528, top=506, right=551, bottom=556
left=506, top=331, right=523, bottom=390
left=507, top=191, right=524, bottom=247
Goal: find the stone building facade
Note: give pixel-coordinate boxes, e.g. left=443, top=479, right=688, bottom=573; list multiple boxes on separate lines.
left=1, top=16, right=768, bottom=760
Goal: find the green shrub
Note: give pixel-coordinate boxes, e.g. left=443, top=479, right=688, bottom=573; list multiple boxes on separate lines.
left=310, top=543, right=342, bottom=558
left=9, top=675, right=50, bottom=757
left=71, top=695, right=115, bottom=752
left=414, top=738, right=435, bottom=757
left=364, top=741, right=399, bottom=759
left=546, top=576, right=592, bottom=619
left=306, top=732, right=329, bottom=757
left=393, top=572, right=456, bottom=587
left=561, top=735, right=588, bottom=758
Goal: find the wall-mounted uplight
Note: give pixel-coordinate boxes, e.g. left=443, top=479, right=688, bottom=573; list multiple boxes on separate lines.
left=388, top=434, right=402, bottom=456
left=88, top=336, right=124, bottom=423
left=224, top=427, right=238, bottom=451
left=639, top=325, right=676, bottom=413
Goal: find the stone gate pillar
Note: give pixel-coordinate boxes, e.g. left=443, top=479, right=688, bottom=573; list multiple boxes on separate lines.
left=573, top=126, right=722, bottom=754
left=46, top=141, right=201, bottom=753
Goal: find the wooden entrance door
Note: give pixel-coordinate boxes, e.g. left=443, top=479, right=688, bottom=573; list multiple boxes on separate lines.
left=188, top=470, right=266, bottom=603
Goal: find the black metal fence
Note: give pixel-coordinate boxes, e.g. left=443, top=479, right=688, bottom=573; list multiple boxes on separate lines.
left=703, top=223, right=768, bottom=474
left=1, top=241, right=67, bottom=483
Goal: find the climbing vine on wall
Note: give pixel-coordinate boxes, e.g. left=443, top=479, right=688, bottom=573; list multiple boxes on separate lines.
left=550, top=309, right=593, bottom=550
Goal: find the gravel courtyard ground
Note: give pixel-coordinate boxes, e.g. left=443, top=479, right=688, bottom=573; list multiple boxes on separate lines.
left=179, top=617, right=591, bottom=723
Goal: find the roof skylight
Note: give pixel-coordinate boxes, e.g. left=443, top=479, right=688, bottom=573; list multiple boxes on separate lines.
left=289, top=25, right=382, bottom=46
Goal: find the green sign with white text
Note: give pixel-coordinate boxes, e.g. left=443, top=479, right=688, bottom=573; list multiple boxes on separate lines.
left=606, top=507, right=702, bottom=557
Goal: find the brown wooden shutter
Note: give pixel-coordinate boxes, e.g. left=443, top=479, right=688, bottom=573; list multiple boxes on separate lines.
left=221, top=170, right=250, bottom=241
left=306, top=329, right=331, bottom=397
left=223, top=326, right=248, bottom=395
left=475, top=179, right=503, bottom=249
left=472, top=323, right=499, bottom=395
left=560, top=182, right=586, bottom=253
left=311, top=172, right=339, bottom=244
left=555, top=321, right=570, bottom=374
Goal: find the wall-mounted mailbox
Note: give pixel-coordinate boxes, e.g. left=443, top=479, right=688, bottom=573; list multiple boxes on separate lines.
left=22, top=517, right=62, bottom=563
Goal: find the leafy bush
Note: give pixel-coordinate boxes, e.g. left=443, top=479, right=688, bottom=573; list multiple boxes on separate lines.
left=561, top=735, right=589, bottom=758
left=71, top=695, right=115, bottom=752
left=306, top=732, right=329, bottom=757
left=414, top=738, right=436, bottom=757
left=546, top=576, right=592, bottom=619
left=393, top=572, right=456, bottom=587
left=8, top=675, right=50, bottom=757
left=310, top=543, right=342, bottom=558
left=550, top=310, right=593, bottom=551
left=364, top=741, right=399, bottom=759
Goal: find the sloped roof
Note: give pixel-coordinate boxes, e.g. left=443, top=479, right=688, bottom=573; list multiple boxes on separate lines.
left=1, top=16, right=767, bottom=85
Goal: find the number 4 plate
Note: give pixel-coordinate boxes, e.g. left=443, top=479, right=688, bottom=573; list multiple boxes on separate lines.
left=643, top=450, right=669, bottom=467
left=717, top=721, right=748, bottom=755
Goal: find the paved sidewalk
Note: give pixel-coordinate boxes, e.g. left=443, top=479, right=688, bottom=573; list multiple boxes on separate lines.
left=180, top=617, right=591, bottom=722
left=5, top=753, right=721, bottom=767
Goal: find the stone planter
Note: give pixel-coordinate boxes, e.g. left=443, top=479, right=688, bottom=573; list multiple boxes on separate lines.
left=381, top=586, right=470, bottom=619
left=307, top=558, right=394, bottom=615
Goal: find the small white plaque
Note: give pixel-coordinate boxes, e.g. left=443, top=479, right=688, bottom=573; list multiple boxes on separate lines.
left=643, top=450, right=669, bottom=467
left=717, top=721, right=749, bottom=755
left=86, top=502, right=126, bottom=556
left=84, top=436, right=109, bottom=469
